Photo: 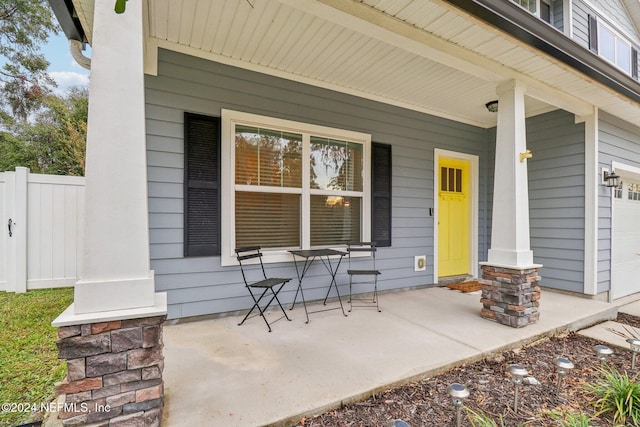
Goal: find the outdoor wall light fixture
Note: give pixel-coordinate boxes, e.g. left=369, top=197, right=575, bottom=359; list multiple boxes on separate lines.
left=446, top=383, right=469, bottom=427
left=508, top=364, right=529, bottom=414
left=594, top=344, right=614, bottom=362
left=485, top=100, right=499, bottom=113
left=627, top=338, right=640, bottom=369
left=554, top=357, right=574, bottom=397
left=602, top=169, right=621, bottom=187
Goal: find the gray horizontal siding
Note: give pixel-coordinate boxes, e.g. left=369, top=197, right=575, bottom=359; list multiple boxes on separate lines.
left=485, top=110, right=586, bottom=293
left=572, top=0, right=591, bottom=49
left=146, top=49, right=491, bottom=319
left=526, top=110, right=586, bottom=293
left=587, top=0, right=640, bottom=44
left=598, top=111, right=640, bottom=294
left=573, top=0, right=640, bottom=56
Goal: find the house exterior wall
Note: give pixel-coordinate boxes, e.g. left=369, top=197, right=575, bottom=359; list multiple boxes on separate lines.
left=597, top=111, right=640, bottom=293
left=144, top=49, right=492, bottom=319
left=572, top=0, right=640, bottom=48
left=526, top=110, right=586, bottom=293
left=583, top=0, right=640, bottom=44
left=572, top=0, right=592, bottom=48
left=486, top=110, right=587, bottom=293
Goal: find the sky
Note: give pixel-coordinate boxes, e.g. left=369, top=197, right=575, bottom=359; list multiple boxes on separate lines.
left=42, top=31, right=91, bottom=94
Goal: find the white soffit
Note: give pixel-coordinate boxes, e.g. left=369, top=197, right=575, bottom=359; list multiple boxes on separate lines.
left=72, top=0, right=94, bottom=44
left=77, top=0, right=640, bottom=127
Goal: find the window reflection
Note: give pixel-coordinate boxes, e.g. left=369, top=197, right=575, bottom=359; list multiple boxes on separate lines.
left=310, top=137, right=363, bottom=191
left=235, top=125, right=302, bottom=188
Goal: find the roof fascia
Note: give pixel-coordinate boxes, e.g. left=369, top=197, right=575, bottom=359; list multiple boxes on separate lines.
left=48, top=0, right=88, bottom=44
left=444, top=0, right=640, bottom=106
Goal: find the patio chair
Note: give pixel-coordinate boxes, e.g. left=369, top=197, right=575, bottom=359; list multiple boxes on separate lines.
left=235, top=246, right=292, bottom=332
left=346, top=242, right=382, bottom=312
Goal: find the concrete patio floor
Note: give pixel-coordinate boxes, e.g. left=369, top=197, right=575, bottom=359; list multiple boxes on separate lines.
left=161, top=287, right=619, bottom=427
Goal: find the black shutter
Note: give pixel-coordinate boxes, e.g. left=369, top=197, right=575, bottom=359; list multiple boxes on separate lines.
left=184, top=113, right=220, bottom=257
left=371, top=142, right=392, bottom=247
left=632, top=47, right=638, bottom=80
left=588, top=14, right=598, bottom=53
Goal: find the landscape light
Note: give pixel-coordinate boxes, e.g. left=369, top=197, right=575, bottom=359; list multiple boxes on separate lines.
left=627, top=338, right=640, bottom=369
left=447, top=383, right=469, bottom=427
left=554, top=357, right=574, bottom=397
left=594, top=344, right=613, bottom=362
left=508, top=364, right=528, bottom=414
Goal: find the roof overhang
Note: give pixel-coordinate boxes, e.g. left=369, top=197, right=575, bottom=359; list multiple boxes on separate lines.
left=448, top=0, right=640, bottom=107
left=49, top=0, right=640, bottom=128
left=48, top=0, right=88, bottom=45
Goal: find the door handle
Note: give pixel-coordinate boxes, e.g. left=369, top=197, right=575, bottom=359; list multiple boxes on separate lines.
left=7, top=218, right=13, bottom=237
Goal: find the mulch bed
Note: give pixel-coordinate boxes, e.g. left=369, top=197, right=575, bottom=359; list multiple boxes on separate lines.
left=297, top=313, right=640, bottom=426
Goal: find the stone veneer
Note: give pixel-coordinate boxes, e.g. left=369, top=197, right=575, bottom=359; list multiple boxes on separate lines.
left=56, top=315, right=166, bottom=427
left=480, top=265, right=541, bottom=328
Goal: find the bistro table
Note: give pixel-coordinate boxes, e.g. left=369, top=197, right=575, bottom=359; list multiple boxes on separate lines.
left=288, top=248, right=348, bottom=323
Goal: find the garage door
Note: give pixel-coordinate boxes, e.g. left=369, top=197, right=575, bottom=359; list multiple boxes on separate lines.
left=612, top=176, right=640, bottom=299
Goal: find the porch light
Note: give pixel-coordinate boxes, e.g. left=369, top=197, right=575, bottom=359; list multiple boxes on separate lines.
left=554, top=357, right=574, bottom=397
left=603, top=170, right=620, bottom=187
left=485, top=100, right=499, bottom=113
left=627, top=338, right=640, bottom=369
left=508, top=364, right=528, bottom=414
left=446, top=383, right=469, bottom=427
left=594, top=344, right=614, bottom=362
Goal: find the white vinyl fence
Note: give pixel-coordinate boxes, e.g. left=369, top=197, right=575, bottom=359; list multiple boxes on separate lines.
left=0, top=167, right=84, bottom=292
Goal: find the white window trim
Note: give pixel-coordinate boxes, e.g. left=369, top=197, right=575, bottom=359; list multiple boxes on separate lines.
left=597, top=19, right=633, bottom=74
left=512, top=0, right=551, bottom=20
left=221, top=109, right=371, bottom=266
left=583, top=0, right=640, bottom=46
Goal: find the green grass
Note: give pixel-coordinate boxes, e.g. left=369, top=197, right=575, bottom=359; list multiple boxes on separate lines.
left=548, top=410, right=593, bottom=426
left=0, top=288, right=74, bottom=427
left=466, top=407, right=508, bottom=427
left=585, top=365, right=640, bottom=426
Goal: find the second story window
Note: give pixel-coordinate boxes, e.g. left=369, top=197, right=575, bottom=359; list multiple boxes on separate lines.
left=598, top=21, right=631, bottom=73
left=589, top=15, right=638, bottom=78
left=512, top=0, right=554, bottom=25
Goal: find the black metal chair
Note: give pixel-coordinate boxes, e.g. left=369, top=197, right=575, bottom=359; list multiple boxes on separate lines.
left=346, top=242, right=382, bottom=312
left=235, top=247, right=292, bottom=332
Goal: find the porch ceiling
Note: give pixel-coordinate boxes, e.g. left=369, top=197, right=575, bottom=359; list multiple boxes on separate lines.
left=78, top=0, right=640, bottom=127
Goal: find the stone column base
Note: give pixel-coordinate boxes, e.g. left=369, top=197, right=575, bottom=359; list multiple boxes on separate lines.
left=480, top=265, right=541, bottom=328
left=55, top=315, right=166, bottom=426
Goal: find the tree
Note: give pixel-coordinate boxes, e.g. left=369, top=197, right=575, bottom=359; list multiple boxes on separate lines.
left=0, top=1, right=58, bottom=121
left=0, top=88, right=88, bottom=175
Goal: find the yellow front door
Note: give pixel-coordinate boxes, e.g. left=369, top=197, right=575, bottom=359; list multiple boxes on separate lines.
left=438, top=158, right=470, bottom=277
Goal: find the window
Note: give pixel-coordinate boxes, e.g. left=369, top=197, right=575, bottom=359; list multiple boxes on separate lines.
left=598, top=23, right=631, bottom=73
left=511, top=0, right=555, bottom=25
left=513, top=0, right=537, bottom=14
left=614, top=181, right=623, bottom=199
left=629, top=183, right=640, bottom=201
left=589, top=15, right=638, bottom=77
left=221, top=110, right=371, bottom=265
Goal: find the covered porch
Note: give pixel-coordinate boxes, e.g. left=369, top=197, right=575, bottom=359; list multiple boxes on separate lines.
left=162, top=286, right=617, bottom=426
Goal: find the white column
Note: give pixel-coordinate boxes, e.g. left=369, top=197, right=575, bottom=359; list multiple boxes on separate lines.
left=581, top=110, right=599, bottom=295
left=69, top=0, right=161, bottom=315
left=486, top=80, right=537, bottom=268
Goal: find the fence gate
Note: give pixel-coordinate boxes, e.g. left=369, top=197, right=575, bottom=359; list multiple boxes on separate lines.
left=0, top=167, right=84, bottom=292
